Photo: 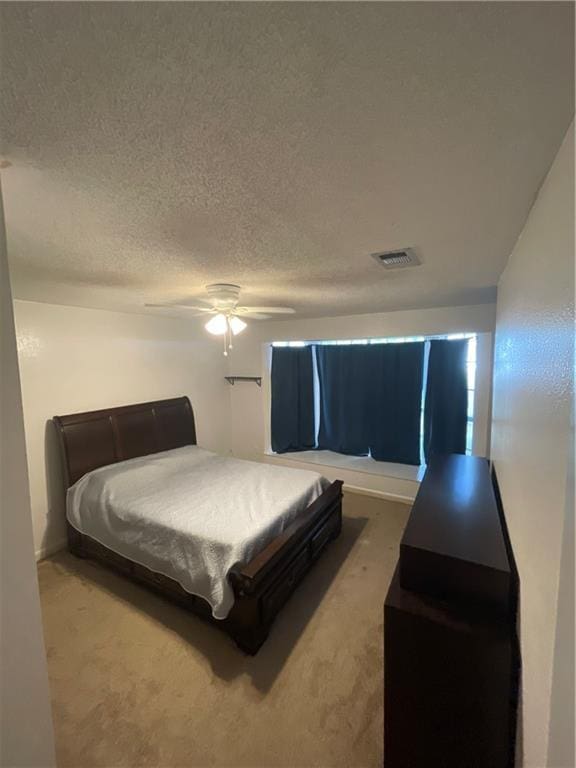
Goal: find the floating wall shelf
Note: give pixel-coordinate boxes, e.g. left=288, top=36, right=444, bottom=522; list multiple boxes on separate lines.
left=225, top=376, right=262, bottom=387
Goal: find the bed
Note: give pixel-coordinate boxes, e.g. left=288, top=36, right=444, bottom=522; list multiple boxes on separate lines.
left=54, top=396, right=343, bottom=654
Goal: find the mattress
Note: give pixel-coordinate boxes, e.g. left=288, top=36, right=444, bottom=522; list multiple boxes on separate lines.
left=66, top=446, right=329, bottom=619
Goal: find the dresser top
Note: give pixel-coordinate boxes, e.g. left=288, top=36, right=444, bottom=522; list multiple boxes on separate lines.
left=401, top=454, right=510, bottom=574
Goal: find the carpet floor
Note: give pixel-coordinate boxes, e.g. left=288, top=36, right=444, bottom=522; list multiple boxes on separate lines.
left=38, top=492, right=409, bottom=768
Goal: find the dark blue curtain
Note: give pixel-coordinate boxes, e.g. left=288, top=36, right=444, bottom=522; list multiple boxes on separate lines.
left=316, top=342, right=424, bottom=464
left=271, top=346, right=315, bottom=453
left=316, top=345, right=372, bottom=455
left=424, top=339, right=468, bottom=462
left=369, top=342, right=424, bottom=465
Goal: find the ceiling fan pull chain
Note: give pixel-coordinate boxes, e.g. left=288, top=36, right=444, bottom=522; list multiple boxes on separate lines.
left=227, top=316, right=234, bottom=351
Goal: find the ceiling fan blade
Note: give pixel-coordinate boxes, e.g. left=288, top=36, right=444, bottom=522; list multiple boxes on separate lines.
left=236, top=306, right=295, bottom=315
left=145, top=303, right=216, bottom=313
left=238, top=312, right=272, bottom=320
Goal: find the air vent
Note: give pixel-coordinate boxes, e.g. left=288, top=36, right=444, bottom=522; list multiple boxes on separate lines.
left=371, top=248, right=421, bottom=269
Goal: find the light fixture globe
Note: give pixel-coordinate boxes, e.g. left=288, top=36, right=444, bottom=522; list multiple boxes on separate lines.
left=205, top=313, right=227, bottom=335
left=229, top=316, right=247, bottom=335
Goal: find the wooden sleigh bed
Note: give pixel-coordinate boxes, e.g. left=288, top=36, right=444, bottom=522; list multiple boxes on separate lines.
left=54, top=396, right=343, bottom=654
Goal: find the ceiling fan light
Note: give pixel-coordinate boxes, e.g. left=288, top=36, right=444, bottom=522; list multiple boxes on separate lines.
left=229, top=316, right=247, bottom=335
left=205, top=313, right=227, bottom=335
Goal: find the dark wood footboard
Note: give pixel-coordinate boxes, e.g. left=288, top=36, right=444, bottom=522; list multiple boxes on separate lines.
left=226, top=479, right=343, bottom=653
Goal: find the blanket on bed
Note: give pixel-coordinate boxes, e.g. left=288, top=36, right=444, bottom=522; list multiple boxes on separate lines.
left=67, top=446, right=329, bottom=619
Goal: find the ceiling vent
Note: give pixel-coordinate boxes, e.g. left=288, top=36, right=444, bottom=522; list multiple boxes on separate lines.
left=371, top=248, right=421, bottom=269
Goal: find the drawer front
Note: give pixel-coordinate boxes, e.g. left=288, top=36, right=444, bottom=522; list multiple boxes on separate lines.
left=138, top=564, right=199, bottom=609
left=95, top=542, right=133, bottom=575
left=145, top=568, right=170, bottom=588
left=311, top=512, right=339, bottom=559
left=262, top=546, right=310, bottom=623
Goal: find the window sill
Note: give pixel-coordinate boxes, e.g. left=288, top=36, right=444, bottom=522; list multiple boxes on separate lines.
left=263, top=449, right=426, bottom=483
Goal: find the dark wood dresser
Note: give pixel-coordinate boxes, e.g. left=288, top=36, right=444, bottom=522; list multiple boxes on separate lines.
left=384, top=455, right=519, bottom=768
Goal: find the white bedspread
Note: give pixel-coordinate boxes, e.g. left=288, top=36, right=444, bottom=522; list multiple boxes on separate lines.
left=66, top=446, right=329, bottom=619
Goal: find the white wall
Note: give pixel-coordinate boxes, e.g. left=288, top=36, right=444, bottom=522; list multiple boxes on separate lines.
left=14, top=300, right=232, bottom=559
left=227, top=303, right=496, bottom=500
left=0, top=188, right=56, bottom=765
left=491, top=121, right=574, bottom=767
left=547, top=403, right=574, bottom=768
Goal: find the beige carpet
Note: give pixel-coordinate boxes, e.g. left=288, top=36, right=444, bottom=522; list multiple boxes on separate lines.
left=38, top=492, right=409, bottom=768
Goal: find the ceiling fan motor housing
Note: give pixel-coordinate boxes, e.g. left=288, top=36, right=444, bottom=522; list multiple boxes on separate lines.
left=206, top=283, right=241, bottom=311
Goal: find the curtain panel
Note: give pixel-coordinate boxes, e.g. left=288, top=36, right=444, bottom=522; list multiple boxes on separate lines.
left=316, top=345, right=373, bottom=455
left=368, top=342, right=424, bottom=465
left=316, top=342, right=425, bottom=465
left=270, top=346, right=316, bottom=453
left=423, top=338, right=468, bottom=462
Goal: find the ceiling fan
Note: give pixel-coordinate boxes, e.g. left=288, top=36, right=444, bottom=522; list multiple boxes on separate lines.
left=146, top=284, right=295, bottom=355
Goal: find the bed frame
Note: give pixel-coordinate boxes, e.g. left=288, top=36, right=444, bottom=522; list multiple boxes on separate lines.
left=53, top=396, right=343, bottom=654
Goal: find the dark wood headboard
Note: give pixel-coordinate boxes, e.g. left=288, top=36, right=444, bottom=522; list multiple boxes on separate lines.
left=53, top=396, right=196, bottom=488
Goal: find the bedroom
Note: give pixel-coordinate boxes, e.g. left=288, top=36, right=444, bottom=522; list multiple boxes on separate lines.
left=0, top=3, right=573, bottom=768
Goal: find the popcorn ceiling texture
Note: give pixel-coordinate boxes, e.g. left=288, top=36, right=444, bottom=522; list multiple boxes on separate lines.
left=0, top=2, right=573, bottom=318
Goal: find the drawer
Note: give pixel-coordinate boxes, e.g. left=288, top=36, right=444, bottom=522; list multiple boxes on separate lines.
left=262, top=546, right=310, bottom=623
left=311, top=512, right=339, bottom=559
left=97, top=544, right=132, bottom=574
left=146, top=568, right=169, bottom=587
left=139, top=566, right=174, bottom=593
left=140, top=566, right=198, bottom=608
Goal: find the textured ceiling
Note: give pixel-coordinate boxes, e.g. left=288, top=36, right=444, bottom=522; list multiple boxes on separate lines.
left=0, top=2, right=574, bottom=318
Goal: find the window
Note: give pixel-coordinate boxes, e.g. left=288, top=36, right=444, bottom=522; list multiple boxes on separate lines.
left=272, top=334, right=476, bottom=463
left=465, top=335, right=476, bottom=455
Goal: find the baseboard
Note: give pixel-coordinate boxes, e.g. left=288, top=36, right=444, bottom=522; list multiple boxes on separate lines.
left=35, top=537, right=67, bottom=562
left=343, top=483, right=414, bottom=505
